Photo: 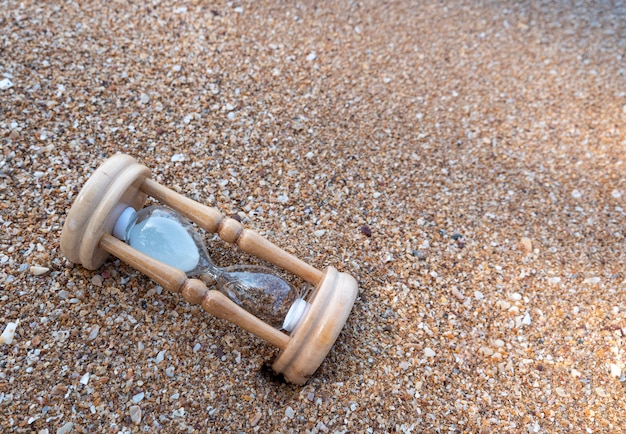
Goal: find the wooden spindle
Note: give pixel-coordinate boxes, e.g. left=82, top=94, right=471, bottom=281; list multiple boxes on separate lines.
left=99, top=233, right=187, bottom=293
left=140, top=178, right=323, bottom=284
left=201, top=291, right=290, bottom=350
left=99, top=233, right=290, bottom=350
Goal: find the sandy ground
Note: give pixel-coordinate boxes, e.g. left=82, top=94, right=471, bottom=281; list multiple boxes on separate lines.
left=2, top=0, right=626, bottom=432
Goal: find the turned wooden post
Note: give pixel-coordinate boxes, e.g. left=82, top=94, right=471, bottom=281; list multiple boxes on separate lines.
left=139, top=178, right=324, bottom=285
left=99, top=234, right=290, bottom=350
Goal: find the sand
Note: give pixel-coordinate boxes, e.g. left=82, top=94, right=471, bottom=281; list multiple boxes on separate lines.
left=1, top=0, right=625, bottom=432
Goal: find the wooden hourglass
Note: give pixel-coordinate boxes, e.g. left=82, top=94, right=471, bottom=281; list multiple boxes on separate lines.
left=60, top=154, right=358, bottom=385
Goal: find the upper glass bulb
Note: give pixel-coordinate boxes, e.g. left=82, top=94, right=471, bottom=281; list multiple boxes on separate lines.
left=113, top=205, right=309, bottom=331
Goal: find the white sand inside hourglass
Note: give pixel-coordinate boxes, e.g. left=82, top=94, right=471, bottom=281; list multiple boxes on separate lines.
left=114, top=207, right=200, bottom=273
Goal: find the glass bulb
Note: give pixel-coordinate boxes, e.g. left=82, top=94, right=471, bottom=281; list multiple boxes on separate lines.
left=113, top=205, right=308, bottom=331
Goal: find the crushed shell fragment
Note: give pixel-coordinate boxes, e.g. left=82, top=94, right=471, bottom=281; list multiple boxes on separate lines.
left=30, top=266, right=50, bottom=276
left=0, top=320, right=19, bottom=345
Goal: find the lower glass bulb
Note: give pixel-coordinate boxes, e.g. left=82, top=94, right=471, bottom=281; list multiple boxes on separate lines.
left=113, top=206, right=308, bottom=331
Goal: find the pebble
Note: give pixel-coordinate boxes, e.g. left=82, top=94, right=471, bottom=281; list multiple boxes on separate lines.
left=56, top=422, right=74, bottom=434
left=424, top=348, right=436, bottom=358
left=315, top=421, right=329, bottom=432
left=584, top=276, right=601, bottom=285
left=571, top=189, right=582, bottom=199
left=0, top=78, right=13, bottom=90
left=132, top=392, right=145, bottom=403
left=555, top=387, right=569, bottom=397
left=0, top=320, right=19, bottom=345
left=360, top=224, right=372, bottom=237
left=411, top=249, right=428, bottom=260
left=547, top=276, right=561, bottom=285
left=520, top=237, right=533, bottom=254
left=479, top=346, right=494, bottom=357
left=30, top=266, right=50, bottom=276
left=171, top=153, right=185, bottom=162
left=611, top=189, right=622, bottom=199
left=87, top=324, right=100, bottom=341
left=450, top=286, right=465, bottom=300
left=595, top=387, right=609, bottom=398
left=250, top=412, right=263, bottom=427
left=130, top=405, right=142, bottom=425
left=313, top=230, right=326, bottom=237
left=610, top=364, right=622, bottom=378
left=80, top=373, right=90, bottom=385
left=285, top=406, right=295, bottom=419
left=496, top=300, right=511, bottom=309
left=91, top=275, right=103, bottom=287
left=492, top=339, right=505, bottom=348
left=165, top=366, right=175, bottom=377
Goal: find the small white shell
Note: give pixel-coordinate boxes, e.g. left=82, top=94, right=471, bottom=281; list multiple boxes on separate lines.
left=30, top=266, right=50, bottom=276
left=0, top=320, right=19, bottom=345
left=130, top=405, right=142, bottom=425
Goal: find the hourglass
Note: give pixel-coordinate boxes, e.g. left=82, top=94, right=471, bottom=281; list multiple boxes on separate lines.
left=60, top=154, right=358, bottom=384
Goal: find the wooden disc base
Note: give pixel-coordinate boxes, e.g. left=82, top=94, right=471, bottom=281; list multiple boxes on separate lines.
left=272, top=267, right=358, bottom=385
left=60, top=154, right=150, bottom=270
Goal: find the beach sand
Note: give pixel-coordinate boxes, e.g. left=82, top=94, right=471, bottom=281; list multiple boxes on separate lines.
left=1, top=1, right=625, bottom=432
